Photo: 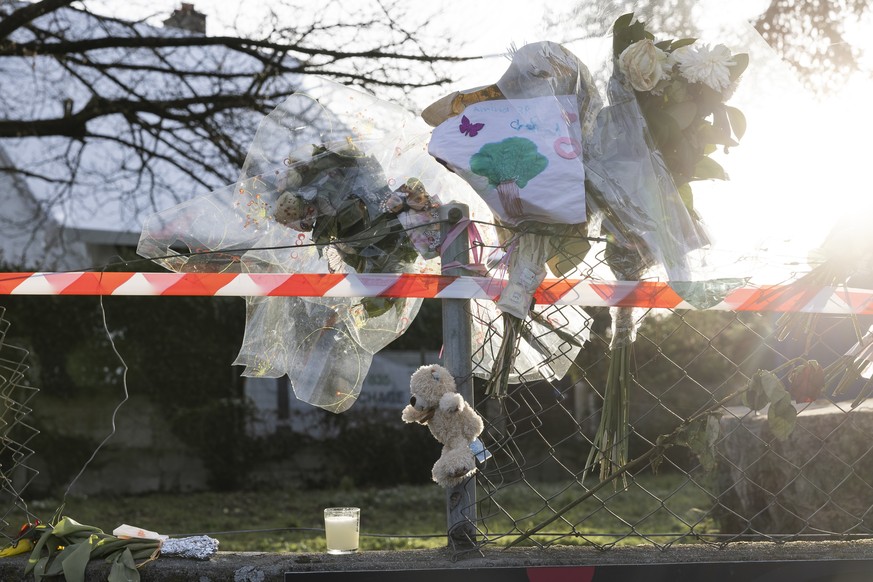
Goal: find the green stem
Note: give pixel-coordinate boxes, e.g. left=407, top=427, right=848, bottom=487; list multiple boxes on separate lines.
left=851, top=377, right=873, bottom=408
left=585, top=339, right=633, bottom=485
left=485, top=313, right=523, bottom=399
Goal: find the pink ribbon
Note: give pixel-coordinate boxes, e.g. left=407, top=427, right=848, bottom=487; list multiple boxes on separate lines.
left=441, top=218, right=487, bottom=275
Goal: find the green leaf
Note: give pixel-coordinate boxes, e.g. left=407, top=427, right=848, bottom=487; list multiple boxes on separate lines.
left=671, top=38, right=697, bottom=50
left=666, top=101, right=698, bottom=130
left=698, top=124, right=738, bottom=148
left=646, top=106, right=681, bottom=150
left=677, top=183, right=693, bottom=212
left=743, top=370, right=775, bottom=411
left=726, top=106, right=747, bottom=141
left=692, top=156, right=727, bottom=181
left=760, top=371, right=789, bottom=403
left=361, top=297, right=396, bottom=319
left=613, top=13, right=651, bottom=55
left=131, top=546, right=160, bottom=561
left=664, top=79, right=689, bottom=103
left=746, top=368, right=797, bottom=439
left=712, top=107, right=731, bottom=140
left=26, top=529, right=61, bottom=576
left=679, top=414, right=721, bottom=472
left=45, top=546, right=71, bottom=576
left=53, top=517, right=103, bottom=538
left=32, top=556, right=48, bottom=582
left=768, top=397, right=797, bottom=440
left=108, top=548, right=140, bottom=582
left=730, top=53, right=749, bottom=80
left=614, top=12, right=634, bottom=31
left=61, top=537, right=96, bottom=582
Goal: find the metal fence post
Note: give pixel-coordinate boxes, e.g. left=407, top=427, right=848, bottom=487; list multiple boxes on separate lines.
left=439, top=202, right=476, bottom=547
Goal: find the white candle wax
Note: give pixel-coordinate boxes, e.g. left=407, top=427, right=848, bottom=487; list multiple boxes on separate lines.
left=324, top=515, right=359, bottom=552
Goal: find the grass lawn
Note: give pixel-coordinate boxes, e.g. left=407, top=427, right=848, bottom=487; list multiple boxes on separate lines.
left=16, top=472, right=717, bottom=552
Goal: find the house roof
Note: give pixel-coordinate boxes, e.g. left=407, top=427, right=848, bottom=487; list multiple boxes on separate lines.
left=0, top=2, right=298, bottom=244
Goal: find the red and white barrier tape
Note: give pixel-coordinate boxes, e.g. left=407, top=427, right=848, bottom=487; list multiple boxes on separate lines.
left=1, top=272, right=872, bottom=314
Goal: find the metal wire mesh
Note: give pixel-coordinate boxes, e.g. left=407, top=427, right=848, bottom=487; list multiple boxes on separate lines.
left=0, top=217, right=870, bottom=555
left=457, top=231, right=873, bottom=551
left=0, top=307, right=39, bottom=543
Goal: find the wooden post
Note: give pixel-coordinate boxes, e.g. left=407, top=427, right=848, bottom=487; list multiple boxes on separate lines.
left=439, top=203, right=477, bottom=548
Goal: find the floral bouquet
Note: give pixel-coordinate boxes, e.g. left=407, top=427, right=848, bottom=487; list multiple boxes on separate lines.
left=612, top=12, right=747, bottom=214
left=585, top=12, right=748, bottom=481
left=269, top=141, right=441, bottom=318
left=138, top=79, right=449, bottom=413
left=425, top=41, right=601, bottom=399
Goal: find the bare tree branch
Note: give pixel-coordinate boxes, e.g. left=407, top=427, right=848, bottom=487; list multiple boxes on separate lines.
left=0, top=0, right=75, bottom=39
left=0, top=0, right=463, bottom=267
left=0, top=93, right=279, bottom=138
left=1, top=33, right=473, bottom=64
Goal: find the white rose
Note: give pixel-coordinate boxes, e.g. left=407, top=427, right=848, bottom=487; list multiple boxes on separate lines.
left=618, top=39, right=668, bottom=92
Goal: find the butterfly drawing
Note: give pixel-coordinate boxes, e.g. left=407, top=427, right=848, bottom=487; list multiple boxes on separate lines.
left=459, top=115, right=485, bottom=137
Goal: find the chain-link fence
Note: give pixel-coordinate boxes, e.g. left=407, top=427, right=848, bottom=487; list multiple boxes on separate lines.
left=0, top=217, right=870, bottom=555
left=445, top=218, right=873, bottom=552
left=0, top=307, right=39, bottom=546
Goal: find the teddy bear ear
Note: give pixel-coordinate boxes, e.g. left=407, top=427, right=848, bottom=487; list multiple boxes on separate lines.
left=430, top=366, right=441, bottom=380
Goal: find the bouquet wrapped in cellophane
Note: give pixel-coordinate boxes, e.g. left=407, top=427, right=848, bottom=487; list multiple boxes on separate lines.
left=425, top=41, right=601, bottom=398
left=138, top=79, right=451, bottom=413
left=584, top=13, right=748, bottom=480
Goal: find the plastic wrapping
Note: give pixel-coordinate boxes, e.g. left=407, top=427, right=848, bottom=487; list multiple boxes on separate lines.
left=590, top=13, right=749, bottom=305
left=135, top=14, right=751, bottom=413
left=471, top=300, right=591, bottom=383
left=586, top=13, right=748, bottom=480
left=421, top=26, right=748, bottom=474
left=425, top=34, right=741, bottom=294
left=138, top=79, right=451, bottom=413
left=424, top=42, right=603, bottom=393
left=584, top=71, right=710, bottom=282
left=609, top=306, right=642, bottom=350
left=161, top=536, right=220, bottom=560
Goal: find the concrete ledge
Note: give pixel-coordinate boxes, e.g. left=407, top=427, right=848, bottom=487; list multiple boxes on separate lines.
left=1, top=541, right=873, bottom=581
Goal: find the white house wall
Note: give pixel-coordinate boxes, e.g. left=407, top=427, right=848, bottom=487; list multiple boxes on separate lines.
left=0, top=145, right=91, bottom=270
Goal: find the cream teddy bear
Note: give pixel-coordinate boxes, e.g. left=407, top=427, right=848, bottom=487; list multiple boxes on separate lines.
left=402, top=364, right=485, bottom=487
